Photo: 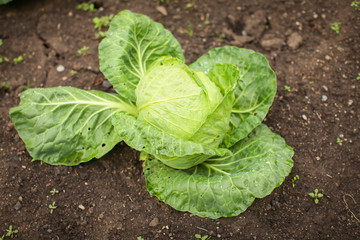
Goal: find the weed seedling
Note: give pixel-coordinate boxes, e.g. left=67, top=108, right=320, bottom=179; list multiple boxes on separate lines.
left=5, top=225, right=18, bottom=238
left=184, top=22, right=194, bottom=36
left=77, top=2, right=96, bottom=12
left=0, top=39, right=2, bottom=47
left=309, top=189, right=323, bottom=204
left=292, top=175, right=299, bottom=188
left=336, top=137, right=343, bottom=146
left=356, top=73, right=360, bottom=81
left=93, top=15, right=114, bottom=30
left=330, top=22, right=341, bottom=34
left=50, top=188, right=59, bottom=195
left=13, top=56, right=23, bottom=64
left=195, top=234, right=211, bottom=240
left=284, top=85, right=292, bottom=92
left=0, top=57, right=9, bottom=63
left=49, top=201, right=57, bottom=214
left=351, top=0, right=360, bottom=10
left=185, top=3, right=193, bottom=9
left=0, top=235, right=4, bottom=240
left=78, top=46, right=89, bottom=56
left=137, top=237, right=144, bottom=240
left=70, top=69, right=78, bottom=76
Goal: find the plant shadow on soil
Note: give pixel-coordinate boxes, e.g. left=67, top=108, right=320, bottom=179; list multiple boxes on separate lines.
left=0, top=0, right=359, bottom=239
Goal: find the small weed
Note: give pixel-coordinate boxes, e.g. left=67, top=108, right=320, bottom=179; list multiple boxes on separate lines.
left=0, top=235, right=4, bottom=240
left=351, top=0, right=360, bottom=10
left=78, top=46, right=89, bottom=56
left=217, top=32, right=224, bottom=43
left=298, top=52, right=305, bottom=56
left=292, top=175, right=299, bottom=188
left=336, top=137, right=343, bottom=146
left=330, top=22, right=341, bottom=34
left=184, top=22, right=194, bottom=36
left=185, top=3, right=193, bottom=9
left=356, top=73, right=360, bottom=80
left=13, top=56, right=23, bottom=64
left=284, top=85, right=292, bottom=92
left=0, top=57, right=9, bottom=63
left=195, top=234, right=211, bottom=240
left=49, top=201, right=57, bottom=214
left=204, top=13, right=210, bottom=25
left=50, top=188, right=59, bottom=195
left=154, top=0, right=170, bottom=3
left=137, top=237, right=144, bottom=240
left=5, top=225, right=18, bottom=238
left=77, top=2, right=97, bottom=12
left=95, top=31, right=106, bottom=39
left=18, top=78, right=36, bottom=91
left=309, top=189, right=323, bottom=204
left=93, top=15, right=114, bottom=30
left=0, top=39, right=2, bottom=47
left=70, top=69, right=78, bottom=76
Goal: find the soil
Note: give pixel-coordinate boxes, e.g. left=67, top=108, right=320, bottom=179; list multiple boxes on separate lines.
left=0, top=0, right=359, bottom=239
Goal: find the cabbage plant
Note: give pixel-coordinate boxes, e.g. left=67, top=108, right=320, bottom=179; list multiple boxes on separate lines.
left=9, top=10, right=294, bottom=218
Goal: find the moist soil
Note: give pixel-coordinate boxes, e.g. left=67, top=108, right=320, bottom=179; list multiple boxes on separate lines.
left=0, top=0, right=359, bottom=239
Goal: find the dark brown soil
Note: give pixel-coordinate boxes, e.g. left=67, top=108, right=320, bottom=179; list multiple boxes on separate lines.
left=1, top=0, right=359, bottom=239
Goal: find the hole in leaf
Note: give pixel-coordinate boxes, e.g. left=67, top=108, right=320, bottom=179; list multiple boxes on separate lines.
left=254, top=113, right=257, bottom=116
left=88, top=127, right=91, bottom=131
left=102, top=143, right=106, bottom=147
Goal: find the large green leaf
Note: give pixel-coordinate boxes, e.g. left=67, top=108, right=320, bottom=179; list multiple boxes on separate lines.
left=144, top=124, right=294, bottom=219
left=190, top=47, right=277, bottom=148
left=112, top=112, right=231, bottom=169
left=99, top=10, right=184, bottom=103
left=9, top=87, right=137, bottom=165
left=0, top=0, right=12, bottom=5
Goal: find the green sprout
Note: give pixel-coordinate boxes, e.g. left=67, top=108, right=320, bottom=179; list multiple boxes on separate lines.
left=77, top=2, right=97, bottom=12
left=356, top=73, right=360, bottom=81
left=93, top=15, right=114, bottom=30
left=336, top=137, right=343, bottom=146
left=330, top=22, right=341, bottom=34
left=0, top=235, right=4, bottom=240
left=351, top=0, right=360, bottom=10
left=49, top=201, right=57, bottom=214
left=217, top=31, right=224, bottom=43
left=95, top=31, right=106, bottom=39
left=0, top=57, right=9, bottom=63
left=309, top=189, right=323, bottom=204
left=195, top=234, right=211, bottom=240
left=0, top=39, right=2, bottom=47
left=292, top=175, right=299, bottom=188
left=137, top=237, right=144, bottom=240
left=284, top=85, right=292, bottom=92
left=185, top=3, right=193, bottom=9
left=78, top=46, right=89, bottom=56
left=184, top=22, right=193, bottom=36
left=13, top=56, right=23, bottom=64
left=70, top=69, right=78, bottom=76
left=50, top=188, right=59, bottom=195
left=5, top=225, right=18, bottom=238
left=204, top=13, right=210, bottom=25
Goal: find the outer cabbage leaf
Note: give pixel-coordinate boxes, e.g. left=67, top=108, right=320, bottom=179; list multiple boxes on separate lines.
left=190, top=46, right=277, bottom=148
left=99, top=10, right=184, bottom=103
left=112, top=112, right=231, bottom=169
left=144, top=124, right=294, bottom=219
left=9, top=87, right=137, bottom=165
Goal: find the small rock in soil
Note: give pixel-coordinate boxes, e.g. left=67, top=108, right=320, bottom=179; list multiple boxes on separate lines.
left=260, top=34, right=285, bottom=50
left=56, top=65, right=65, bottom=72
left=78, top=204, right=85, bottom=210
left=302, top=114, right=308, bottom=121
left=321, top=95, right=328, bottom=102
left=102, top=80, right=112, bottom=89
left=156, top=6, right=167, bottom=16
left=14, top=201, right=22, bottom=210
left=223, top=28, right=254, bottom=47
left=287, top=32, right=303, bottom=50
left=149, top=217, right=159, bottom=227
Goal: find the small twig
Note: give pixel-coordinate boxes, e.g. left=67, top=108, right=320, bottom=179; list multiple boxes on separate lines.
left=196, top=226, right=209, bottom=232
left=343, top=194, right=360, bottom=224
